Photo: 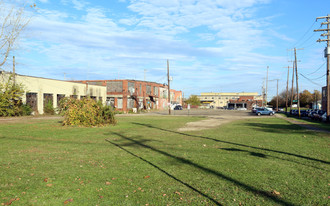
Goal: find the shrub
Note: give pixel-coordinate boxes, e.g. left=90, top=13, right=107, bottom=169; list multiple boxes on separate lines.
left=44, top=100, right=55, bottom=115
left=21, top=104, right=32, bottom=116
left=0, top=75, right=27, bottom=117
left=60, top=97, right=116, bottom=127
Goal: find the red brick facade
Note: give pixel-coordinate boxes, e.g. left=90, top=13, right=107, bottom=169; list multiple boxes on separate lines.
left=228, top=96, right=263, bottom=110
left=73, top=80, right=182, bottom=112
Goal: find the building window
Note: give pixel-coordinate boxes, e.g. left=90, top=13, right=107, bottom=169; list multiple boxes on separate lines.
left=139, top=84, right=142, bottom=96
left=117, top=98, right=123, bottom=109
left=43, top=93, right=53, bottom=113
left=154, top=86, right=159, bottom=96
left=107, top=81, right=123, bottom=93
left=26, top=93, right=37, bottom=112
left=146, top=85, right=151, bottom=95
left=127, top=98, right=135, bottom=109
left=128, top=82, right=135, bottom=95
left=57, top=94, right=65, bottom=107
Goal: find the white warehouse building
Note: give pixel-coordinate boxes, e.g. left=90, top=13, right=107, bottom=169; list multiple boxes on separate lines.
left=0, top=72, right=107, bottom=114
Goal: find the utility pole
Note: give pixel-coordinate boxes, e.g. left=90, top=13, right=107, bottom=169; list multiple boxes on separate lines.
left=261, top=79, right=265, bottom=107
left=13, top=56, right=16, bottom=85
left=294, top=48, right=300, bottom=118
left=285, top=66, right=290, bottom=113
left=167, top=59, right=171, bottom=115
left=265, top=66, right=269, bottom=106
left=294, top=48, right=303, bottom=118
left=276, top=79, right=279, bottom=112
left=144, top=69, right=147, bottom=81
left=315, top=14, right=330, bottom=121
left=290, top=61, right=295, bottom=113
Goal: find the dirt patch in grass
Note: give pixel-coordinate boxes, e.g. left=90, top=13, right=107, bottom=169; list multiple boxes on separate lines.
left=0, top=116, right=62, bottom=124
left=178, top=114, right=260, bottom=131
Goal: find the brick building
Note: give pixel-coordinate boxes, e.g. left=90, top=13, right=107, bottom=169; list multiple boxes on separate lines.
left=227, top=96, right=263, bottom=110
left=74, top=79, right=182, bottom=112
left=199, top=92, right=262, bottom=109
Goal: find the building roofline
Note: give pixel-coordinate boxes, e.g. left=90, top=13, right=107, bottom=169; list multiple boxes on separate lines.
left=0, top=71, right=105, bottom=87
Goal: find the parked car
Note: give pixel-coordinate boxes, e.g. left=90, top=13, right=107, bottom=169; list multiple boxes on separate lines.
left=314, top=110, right=326, bottom=121
left=300, top=110, right=308, bottom=117
left=321, top=112, right=327, bottom=122
left=252, top=107, right=262, bottom=113
left=174, top=105, right=183, bottom=110
left=237, top=108, right=247, bottom=111
left=309, top=110, right=318, bottom=119
left=255, top=108, right=275, bottom=116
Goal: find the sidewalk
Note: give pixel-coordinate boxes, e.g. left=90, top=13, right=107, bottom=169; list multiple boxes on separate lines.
left=276, top=114, right=330, bottom=134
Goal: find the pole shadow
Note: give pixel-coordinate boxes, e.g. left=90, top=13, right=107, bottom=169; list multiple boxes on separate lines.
left=105, top=132, right=296, bottom=206
left=132, top=122, right=329, bottom=165
left=105, top=138, right=222, bottom=206
left=220, top=148, right=328, bottom=171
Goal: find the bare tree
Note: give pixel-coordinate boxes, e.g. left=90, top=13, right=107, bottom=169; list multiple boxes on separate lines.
left=0, top=1, right=34, bottom=67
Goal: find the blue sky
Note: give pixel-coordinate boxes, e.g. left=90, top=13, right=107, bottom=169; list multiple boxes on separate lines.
left=2, top=0, right=330, bottom=99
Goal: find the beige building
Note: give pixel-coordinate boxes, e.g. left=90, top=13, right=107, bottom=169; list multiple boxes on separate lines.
left=199, top=92, right=262, bottom=108
left=0, top=72, right=107, bottom=114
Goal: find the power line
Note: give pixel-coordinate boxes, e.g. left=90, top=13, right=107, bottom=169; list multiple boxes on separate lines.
left=299, top=73, right=323, bottom=87
left=292, top=21, right=317, bottom=47
left=307, top=61, right=326, bottom=75
left=295, top=28, right=319, bottom=48
left=308, top=73, right=326, bottom=80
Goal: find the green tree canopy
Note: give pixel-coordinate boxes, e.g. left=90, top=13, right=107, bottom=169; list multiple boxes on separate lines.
left=185, top=95, right=201, bottom=106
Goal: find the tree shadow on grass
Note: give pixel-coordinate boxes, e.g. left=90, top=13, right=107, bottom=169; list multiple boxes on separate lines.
left=105, top=137, right=222, bottom=206
left=220, top=148, right=328, bottom=171
left=132, top=122, right=329, bottom=165
left=222, top=148, right=267, bottom=158
left=242, top=122, right=308, bottom=134
left=105, top=132, right=296, bottom=206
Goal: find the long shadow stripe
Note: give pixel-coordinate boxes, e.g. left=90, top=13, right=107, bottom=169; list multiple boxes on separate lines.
left=108, top=132, right=296, bottom=206
left=105, top=138, right=222, bottom=206
left=133, top=122, right=329, bottom=165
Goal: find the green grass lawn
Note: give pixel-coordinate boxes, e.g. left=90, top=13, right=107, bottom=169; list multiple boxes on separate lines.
left=0, top=116, right=329, bottom=205
left=279, top=113, right=330, bottom=131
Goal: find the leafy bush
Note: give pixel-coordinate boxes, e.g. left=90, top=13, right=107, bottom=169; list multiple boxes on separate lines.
left=44, top=100, right=55, bottom=115
left=21, top=104, right=32, bottom=116
left=0, top=75, right=27, bottom=117
left=60, top=97, right=116, bottom=127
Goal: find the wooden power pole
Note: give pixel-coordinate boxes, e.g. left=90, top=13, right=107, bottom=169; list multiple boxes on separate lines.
left=276, top=79, right=279, bottom=112
left=265, top=66, right=269, bottom=106
left=294, top=48, right=301, bottom=118
left=290, top=61, right=295, bottom=113
left=167, top=59, right=171, bottom=115
left=285, top=66, right=290, bottom=113
left=315, top=14, right=330, bottom=121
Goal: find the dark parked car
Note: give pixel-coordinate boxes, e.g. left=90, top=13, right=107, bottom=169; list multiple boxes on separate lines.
left=174, top=105, right=183, bottom=110
left=300, top=110, right=308, bottom=117
left=314, top=110, right=326, bottom=121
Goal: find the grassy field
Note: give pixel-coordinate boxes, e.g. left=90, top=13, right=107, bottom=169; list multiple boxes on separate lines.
left=0, top=115, right=329, bottom=205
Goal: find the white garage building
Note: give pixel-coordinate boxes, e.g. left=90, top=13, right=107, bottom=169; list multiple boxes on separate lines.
left=0, top=72, right=107, bottom=114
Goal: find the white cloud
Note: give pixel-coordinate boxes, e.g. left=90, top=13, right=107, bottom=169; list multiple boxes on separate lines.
left=14, top=0, right=302, bottom=96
